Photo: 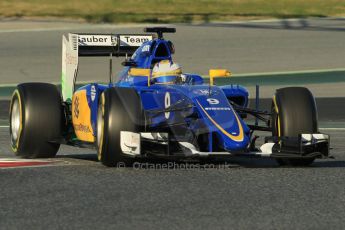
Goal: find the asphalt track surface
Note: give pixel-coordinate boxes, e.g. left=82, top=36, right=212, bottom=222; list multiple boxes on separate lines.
left=0, top=128, right=345, bottom=229
left=1, top=19, right=345, bottom=229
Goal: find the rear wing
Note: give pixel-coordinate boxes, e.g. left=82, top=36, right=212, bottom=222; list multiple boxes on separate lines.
left=61, top=33, right=154, bottom=101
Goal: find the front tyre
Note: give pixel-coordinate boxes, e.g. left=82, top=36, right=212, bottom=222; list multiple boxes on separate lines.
left=97, top=88, right=144, bottom=167
left=271, top=87, right=318, bottom=166
left=9, top=83, right=62, bottom=158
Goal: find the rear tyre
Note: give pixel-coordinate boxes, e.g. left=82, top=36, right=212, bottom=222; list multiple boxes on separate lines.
left=9, top=83, right=62, bottom=158
left=271, top=87, right=318, bottom=166
left=97, top=87, right=145, bottom=167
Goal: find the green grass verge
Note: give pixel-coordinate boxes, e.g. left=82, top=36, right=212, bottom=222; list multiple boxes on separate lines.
left=0, top=0, right=344, bottom=23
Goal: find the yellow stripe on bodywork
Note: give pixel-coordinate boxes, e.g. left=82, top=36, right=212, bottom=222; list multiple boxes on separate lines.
left=129, top=68, right=151, bottom=77
left=128, top=68, right=151, bottom=86
left=154, top=81, right=175, bottom=85
left=72, top=90, right=94, bottom=142
left=196, top=100, right=244, bottom=142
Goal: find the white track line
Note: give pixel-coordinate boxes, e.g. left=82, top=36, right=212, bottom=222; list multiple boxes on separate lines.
left=319, top=128, right=345, bottom=131
left=232, top=68, right=345, bottom=77
left=0, top=126, right=9, bottom=128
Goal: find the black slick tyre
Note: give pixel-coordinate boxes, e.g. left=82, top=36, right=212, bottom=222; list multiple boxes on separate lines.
left=9, top=83, right=62, bottom=158
left=271, top=87, right=318, bottom=166
left=97, top=87, right=144, bottom=167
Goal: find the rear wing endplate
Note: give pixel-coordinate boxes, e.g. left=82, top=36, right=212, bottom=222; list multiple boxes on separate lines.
left=61, top=33, right=153, bottom=101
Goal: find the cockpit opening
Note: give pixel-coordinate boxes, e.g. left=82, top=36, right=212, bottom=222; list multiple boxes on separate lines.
left=154, top=43, right=169, bottom=58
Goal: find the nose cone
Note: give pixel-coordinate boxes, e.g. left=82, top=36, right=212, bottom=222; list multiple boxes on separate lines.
left=191, top=87, right=250, bottom=151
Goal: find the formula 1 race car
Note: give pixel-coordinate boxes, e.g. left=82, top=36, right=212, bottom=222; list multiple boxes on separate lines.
left=9, top=27, right=330, bottom=167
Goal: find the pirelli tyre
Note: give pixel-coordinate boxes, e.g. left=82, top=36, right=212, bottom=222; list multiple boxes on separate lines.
left=9, top=83, right=62, bottom=158
left=97, top=87, right=145, bottom=167
left=271, top=87, right=318, bottom=166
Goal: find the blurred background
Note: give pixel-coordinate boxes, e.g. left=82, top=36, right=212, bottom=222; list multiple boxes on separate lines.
left=1, top=0, right=344, bottom=23
left=0, top=0, right=344, bottom=109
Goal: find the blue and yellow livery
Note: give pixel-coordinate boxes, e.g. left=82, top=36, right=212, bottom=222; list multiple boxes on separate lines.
left=9, top=27, right=330, bottom=167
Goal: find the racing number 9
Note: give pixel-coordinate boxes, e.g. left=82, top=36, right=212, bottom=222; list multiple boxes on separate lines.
left=165, top=92, right=170, bottom=119
left=207, top=98, right=219, bottom=105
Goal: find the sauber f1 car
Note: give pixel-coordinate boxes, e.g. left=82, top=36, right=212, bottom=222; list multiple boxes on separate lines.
left=9, top=27, right=330, bottom=166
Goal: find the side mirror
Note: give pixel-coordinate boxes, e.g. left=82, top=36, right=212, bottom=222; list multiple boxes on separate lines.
left=122, top=60, right=138, bottom=67
left=209, top=69, right=231, bottom=85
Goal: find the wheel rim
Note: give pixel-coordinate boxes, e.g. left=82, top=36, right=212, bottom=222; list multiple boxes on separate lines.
left=11, top=98, right=21, bottom=144
left=97, top=105, right=103, bottom=148
left=97, top=99, right=105, bottom=161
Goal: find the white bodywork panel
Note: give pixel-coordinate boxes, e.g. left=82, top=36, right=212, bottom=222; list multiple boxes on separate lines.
left=120, top=132, right=169, bottom=155
left=301, top=134, right=329, bottom=145
left=140, top=132, right=169, bottom=142
left=120, top=131, right=141, bottom=156
left=260, top=143, right=275, bottom=154
left=61, top=33, right=153, bottom=102
left=62, top=33, right=78, bottom=101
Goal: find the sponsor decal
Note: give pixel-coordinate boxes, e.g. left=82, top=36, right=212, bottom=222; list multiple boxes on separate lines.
left=193, top=89, right=209, bottom=95
left=196, top=100, right=244, bottom=142
left=205, top=107, right=231, bottom=111
left=72, top=90, right=95, bottom=142
left=74, top=123, right=92, bottom=133
left=91, top=85, right=96, bottom=102
left=142, top=44, right=150, bottom=52
left=78, top=35, right=117, bottom=46
left=120, top=35, right=152, bottom=46
left=192, top=89, right=219, bottom=96
left=74, top=96, right=79, bottom=118
left=164, top=92, right=171, bottom=119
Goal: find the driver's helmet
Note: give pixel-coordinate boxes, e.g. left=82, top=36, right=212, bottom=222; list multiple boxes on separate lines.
left=151, top=60, right=182, bottom=85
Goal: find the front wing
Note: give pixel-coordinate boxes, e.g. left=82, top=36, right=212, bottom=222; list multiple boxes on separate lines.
left=119, top=131, right=330, bottom=159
